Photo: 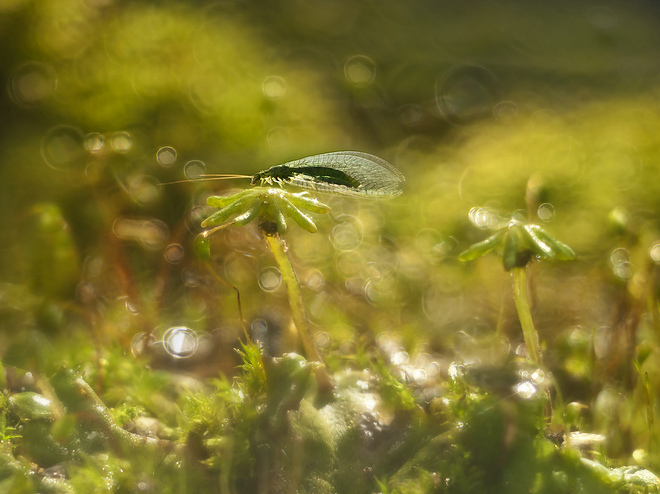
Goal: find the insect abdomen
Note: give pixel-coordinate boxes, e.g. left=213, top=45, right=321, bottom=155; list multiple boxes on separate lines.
left=261, top=165, right=361, bottom=189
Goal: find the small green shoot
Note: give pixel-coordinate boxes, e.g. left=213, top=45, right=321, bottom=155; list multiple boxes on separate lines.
left=459, top=213, right=576, bottom=364
left=458, top=217, right=575, bottom=271
left=201, top=186, right=334, bottom=390
left=634, top=359, right=656, bottom=458
left=201, top=187, right=331, bottom=236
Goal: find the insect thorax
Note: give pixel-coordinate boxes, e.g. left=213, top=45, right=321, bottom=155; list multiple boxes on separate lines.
left=253, top=167, right=289, bottom=187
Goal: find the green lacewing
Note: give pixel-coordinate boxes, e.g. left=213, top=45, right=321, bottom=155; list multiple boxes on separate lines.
left=172, top=151, right=405, bottom=198
left=251, top=151, right=404, bottom=197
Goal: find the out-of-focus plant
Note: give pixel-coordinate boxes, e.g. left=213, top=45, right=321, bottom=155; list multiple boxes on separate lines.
left=459, top=211, right=576, bottom=364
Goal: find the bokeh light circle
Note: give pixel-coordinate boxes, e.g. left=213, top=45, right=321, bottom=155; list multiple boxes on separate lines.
left=157, top=146, right=177, bottom=167
left=8, top=61, right=57, bottom=106
left=41, top=125, right=85, bottom=170
left=184, top=160, right=206, bottom=179
left=162, top=326, right=198, bottom=359
left=436, top=64, right=500, bottom=126
left=258, top=266, right=282, bottom=292
left=344, top=55, right=376, bottom=87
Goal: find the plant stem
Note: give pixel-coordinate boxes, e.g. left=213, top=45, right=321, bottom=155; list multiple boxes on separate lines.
left=264, top=233, right=334, bottom=391
left=205, top=261, right=249, bottom=341
left=512, top=267, right=542, bottom=364
left=495, top=278, right=507, bottom=338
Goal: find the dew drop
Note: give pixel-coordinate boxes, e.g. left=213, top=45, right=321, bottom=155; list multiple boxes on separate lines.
left=41, top=125, right=85, bottom=170
left=537, top=203, right=555, bottom=221
left=613, top=261, right=633, bottom=280
left=594, top=387, right=622, bottom=419
left=267, top=127, right=290, bottom=149
left=156, top=146, right=177, bottom=167
left=515, top=380, right=538, bottom=400
left=610, top=247, right=629, bottom=266
left=112, top=218, right=168, bottom=250
left=75, top=281, right=96, bottom=303
left=493, top=101, right=518, bottom=121
left=127, top=175, right=160, bottom=206
left=84, top=133, right=106, bottom=154
left=468, top=207, right=499, bottom=229
left=181, top=267, right=200, bottom=287
left=110, top=131, right=133, bottom=154
left=8, top=61, right=57, bottom=106
left=82, top=255, right=104, bottom=279
left=425, top=361, right=441, bottom=379
left=251, top=319, right=268, bottom=342
left=412, top=368, right=427, bottom=384
left=305, top=269, right=325, bottom=290
left=184, top=160, right=206, bottom=179
left=344, top=55, right=376, bottom=87
left=391, top=350, right=409, bottom=366
left=330, top=215, right=363, bottom=251
left=364, top=278, right=395, bottom=305
left=632, top=448, right=648, bottom=466
left=432, top=237, right=458, bottom=258
left=162, top=326, right=198, bottom=359
left=649, top=242, right=660, bottom=263
left=397, top=104, right=423, bottom=126
left=610, top=248, right=633, bottom=280
left=339, top=339, right=356, bottom=355
left=331, top=224, right=362, bottom=251
left=131, top=332, right=156, bottom=357
left=436, top=64, right=500, bottom=126
left=566, top=431, right=607, bottom=448
left=345, top=276, right=366, bottom=295
left=447, top=362, right=464, bottom=381
left=314, top=331, right=332, bottom=350
left=262, top=76, right=287, bottom=99
left=258, top=266, right=282, bottom=292
left=594, top=326, right=612, bottom=359
left=164, top=243, right=185, bottom=264
left=125, top=298, right=139, bottom=314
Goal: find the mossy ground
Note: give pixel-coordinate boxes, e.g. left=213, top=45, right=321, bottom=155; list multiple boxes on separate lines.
left=1, top=0, right=660, bottom=492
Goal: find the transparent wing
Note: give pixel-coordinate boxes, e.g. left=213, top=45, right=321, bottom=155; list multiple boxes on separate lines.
left=276, top=151, right=405, bottom=197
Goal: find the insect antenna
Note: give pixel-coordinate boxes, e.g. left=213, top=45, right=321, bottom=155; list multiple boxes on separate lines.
left=159, top=173, right=252, bottom=185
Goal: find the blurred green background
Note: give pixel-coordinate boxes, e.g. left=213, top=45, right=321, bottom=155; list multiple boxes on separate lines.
left=2, top=0, right=660, bottom=476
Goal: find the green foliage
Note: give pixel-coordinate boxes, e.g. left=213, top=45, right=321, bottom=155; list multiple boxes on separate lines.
left=203, top=187, right=331, bottom=235
left=459, top=216, right=575, bottom=271
left=459, top=213, right=576, bottom=364
left=2, top=0, right=660, bottom=492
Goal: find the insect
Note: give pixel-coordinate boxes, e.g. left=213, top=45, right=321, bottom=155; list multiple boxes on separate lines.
left=171, top=151, right=405, bottom=198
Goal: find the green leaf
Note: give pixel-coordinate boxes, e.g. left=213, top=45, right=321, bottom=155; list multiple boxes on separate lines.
left=206, top=190, right=252, bottom=208
left=233, top=201, right=263, bottom=227
left=502, top=227, right=531, bottom=271
left=288, top=192, right=331, bottom=214
left=527, top=225, right=576, bottom=261
left=8, top=392, right=55, bottom=422
left=458, top=230, right=505, bottom=262
left=280, top=196, right=318, bottom=233
left=201, top=195, right=255, bottom=227
left=612, top=466, right=660, bottom=487
left=274, top=208, right=288, bottom=235
left=522, top=225, right=554, bottom=258
left=194, top=234, right=211, bottom=261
